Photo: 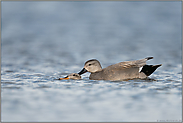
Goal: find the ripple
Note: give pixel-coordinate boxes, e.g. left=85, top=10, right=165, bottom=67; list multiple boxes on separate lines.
left=1, top=82, right=16, bottom=85
left=32, top=80, right=47, bottom=83
left=33, top=74, right=44, bottom=77
left=5, top=70, right=14, bottom=73
left=2, top=86, right=22, bottom=89
left=35, top=85, right=51, bottom=89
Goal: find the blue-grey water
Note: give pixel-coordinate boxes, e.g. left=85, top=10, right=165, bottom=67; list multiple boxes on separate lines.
left=1, top=1, right=182, bottom=122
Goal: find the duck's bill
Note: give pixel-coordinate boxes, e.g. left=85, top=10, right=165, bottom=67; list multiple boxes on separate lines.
left=78, top=68, right=88, bottom=75
left=59, top=76, right=69, bottom=80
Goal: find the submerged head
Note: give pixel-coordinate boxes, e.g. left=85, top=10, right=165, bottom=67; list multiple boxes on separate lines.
left=59, top=73, right=81, bottom=80
left=78, top=59, right=102, bottom=75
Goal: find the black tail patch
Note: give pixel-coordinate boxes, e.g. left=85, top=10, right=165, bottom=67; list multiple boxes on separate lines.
left=145, top=57, right=154, bottom=60
left=140, top=64, right=162, bottom=76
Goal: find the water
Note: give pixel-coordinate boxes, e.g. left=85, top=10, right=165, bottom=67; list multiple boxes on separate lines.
left=1, top=1, right=182, bottom=122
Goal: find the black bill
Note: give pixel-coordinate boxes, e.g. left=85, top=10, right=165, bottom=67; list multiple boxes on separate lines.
left=78, top=68, right=88, bottom=75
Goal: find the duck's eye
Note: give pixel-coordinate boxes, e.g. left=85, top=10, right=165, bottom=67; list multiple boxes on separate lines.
left=73, top=74, right=76, bottom=76
left=88, top=64, right=92, bottom=66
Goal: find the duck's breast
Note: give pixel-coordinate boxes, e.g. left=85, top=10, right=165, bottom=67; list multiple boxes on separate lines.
left=89, top=71, right=104, bottom=80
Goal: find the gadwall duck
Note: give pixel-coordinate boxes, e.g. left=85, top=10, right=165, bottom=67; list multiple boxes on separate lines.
left=78, top=57, right=162, bottom=81
left=59, top=73, right=81, bottom=80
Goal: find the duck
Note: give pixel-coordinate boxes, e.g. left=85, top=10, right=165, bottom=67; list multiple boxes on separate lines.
left=78, top=57, right=162, bottom=81
left=59, top=73, right=81, bottom=80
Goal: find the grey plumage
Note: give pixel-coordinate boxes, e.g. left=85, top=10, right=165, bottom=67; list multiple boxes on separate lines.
left=78, top=57, right=162, bottom=81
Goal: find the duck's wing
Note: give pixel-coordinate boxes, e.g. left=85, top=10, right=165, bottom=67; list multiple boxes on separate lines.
left=106, top=57, right=153, bottom=70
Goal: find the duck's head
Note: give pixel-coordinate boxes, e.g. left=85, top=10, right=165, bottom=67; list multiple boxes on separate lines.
left=59, top=73, right=81, bottom=80
left=78, top=59, right=102, bottom=75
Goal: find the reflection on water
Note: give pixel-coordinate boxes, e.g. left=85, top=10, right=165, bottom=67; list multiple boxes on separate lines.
left=1, top=1, right=182, bottom=122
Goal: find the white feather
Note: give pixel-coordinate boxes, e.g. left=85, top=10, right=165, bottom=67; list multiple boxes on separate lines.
left=139, top=66, right=143, bottom=72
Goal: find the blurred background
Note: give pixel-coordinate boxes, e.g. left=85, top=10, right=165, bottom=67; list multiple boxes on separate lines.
left=1, top=1, right=182, bottom=122
left=2, top=1, right=181, bottom=71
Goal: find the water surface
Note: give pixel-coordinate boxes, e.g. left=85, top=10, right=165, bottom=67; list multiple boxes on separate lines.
left=1, top=1, right=182, bottom=122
